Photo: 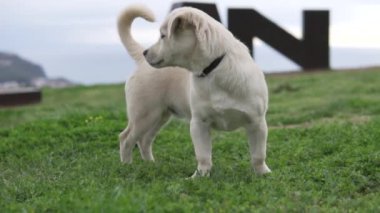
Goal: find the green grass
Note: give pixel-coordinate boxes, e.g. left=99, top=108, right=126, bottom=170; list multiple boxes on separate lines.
left=1, top=68, right=380, bottom=212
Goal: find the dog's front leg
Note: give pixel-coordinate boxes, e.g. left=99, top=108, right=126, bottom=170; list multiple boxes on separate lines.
left=190, top=118, right=212, bottom=178
left=246, top=117, right=271, bottom=175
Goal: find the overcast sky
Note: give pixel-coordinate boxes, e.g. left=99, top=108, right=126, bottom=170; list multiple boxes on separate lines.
left=1, top=0, right=380, bottom=84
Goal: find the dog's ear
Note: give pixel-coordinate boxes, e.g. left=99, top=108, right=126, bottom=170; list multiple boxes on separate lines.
left=167, top=12, right=193, bottom=38
left=168, top=16, right=184, bottom=37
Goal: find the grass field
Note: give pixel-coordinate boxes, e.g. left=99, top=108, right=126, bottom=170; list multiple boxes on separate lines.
left=1, top=69, right=379, bottom=212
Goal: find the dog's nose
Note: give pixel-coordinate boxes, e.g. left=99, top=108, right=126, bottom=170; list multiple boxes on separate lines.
left=143, top=49, right=148, bottom=56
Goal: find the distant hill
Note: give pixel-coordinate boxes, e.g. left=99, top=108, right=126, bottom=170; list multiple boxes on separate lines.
left=0, top=52, right=46, bottom=83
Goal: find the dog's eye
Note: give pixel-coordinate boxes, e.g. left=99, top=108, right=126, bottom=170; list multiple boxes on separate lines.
left=160, top=34, right=166, bottom=39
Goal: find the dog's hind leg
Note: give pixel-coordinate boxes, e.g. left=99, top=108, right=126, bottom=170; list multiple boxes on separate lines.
left=120, top=109, right=167, bottom=164
left=137, top=114, right=170, bottom=161
left=119, top=126, right=132, bottom=163
left=246, top=117, right=271, bottom=175
left=119, top=124, right=146, bottom=164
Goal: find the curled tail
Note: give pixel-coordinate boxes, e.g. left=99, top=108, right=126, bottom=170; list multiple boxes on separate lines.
left=118, top=5, right=155, bottom=63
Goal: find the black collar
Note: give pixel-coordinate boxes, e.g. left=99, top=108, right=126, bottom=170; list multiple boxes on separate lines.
left=197, top=54, right=225, bottom=78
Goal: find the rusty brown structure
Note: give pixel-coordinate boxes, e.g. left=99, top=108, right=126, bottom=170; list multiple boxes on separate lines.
left=0, top=89, right=42, bottom=107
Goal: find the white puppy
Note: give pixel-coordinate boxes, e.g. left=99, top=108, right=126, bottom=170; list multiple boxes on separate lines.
left=118, top=5, right=271, bottom=177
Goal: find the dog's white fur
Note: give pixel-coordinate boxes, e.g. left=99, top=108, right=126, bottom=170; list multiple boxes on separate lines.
left=118, top=5, right=191, bottom=163
left=118, top=5, right=271, bottom=177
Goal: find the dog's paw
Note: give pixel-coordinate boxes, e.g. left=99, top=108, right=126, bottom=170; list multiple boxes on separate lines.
left=120, top=160, right=132, bottom=164
left=187, top=169, right=210, bottom=179
left=120, top=155, right=132, bottom=164
left=254, top=164, right=271, bottom=175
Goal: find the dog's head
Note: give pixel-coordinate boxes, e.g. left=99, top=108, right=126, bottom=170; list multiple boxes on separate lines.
left=144, top=7, right=225, bottom=72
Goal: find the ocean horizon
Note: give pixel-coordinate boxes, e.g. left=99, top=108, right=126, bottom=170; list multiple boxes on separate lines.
left=9, top=46, right=380, bottom=85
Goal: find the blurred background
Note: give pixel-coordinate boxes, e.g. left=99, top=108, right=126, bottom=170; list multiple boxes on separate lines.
left=1, top=0, right=380, bottom=85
